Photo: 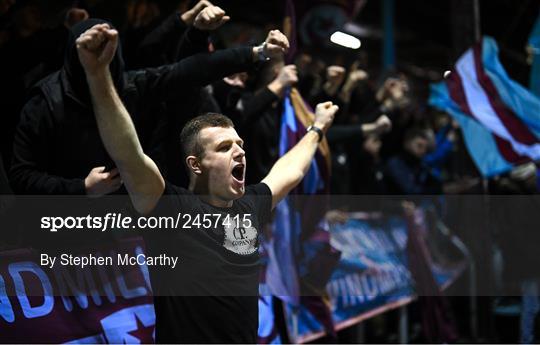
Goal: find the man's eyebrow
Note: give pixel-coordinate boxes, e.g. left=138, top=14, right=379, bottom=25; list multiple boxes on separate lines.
left=216, top=138, right=243, bottom=147
left=216, top=139, right=232, bottom=147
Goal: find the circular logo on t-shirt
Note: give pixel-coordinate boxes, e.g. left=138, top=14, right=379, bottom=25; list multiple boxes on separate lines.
left=223, top=221, right=258, bottom=255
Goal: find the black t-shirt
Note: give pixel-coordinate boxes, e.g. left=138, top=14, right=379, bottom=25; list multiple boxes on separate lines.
left=145, top=182, right=272, bottom=343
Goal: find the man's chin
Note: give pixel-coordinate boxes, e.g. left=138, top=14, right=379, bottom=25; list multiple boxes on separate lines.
left=230, top=184, right=245, bottom=198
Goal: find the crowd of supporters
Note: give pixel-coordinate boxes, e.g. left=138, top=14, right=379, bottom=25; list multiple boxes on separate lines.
left=0, top=0, right=480, bottom=201
left=0, top=0, right=539, bottom=342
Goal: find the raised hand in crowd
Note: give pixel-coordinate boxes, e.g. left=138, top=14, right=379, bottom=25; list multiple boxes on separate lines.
left=314, top=101, right=339, bottom=133
left=262, top=101, right=338, bottom=207
left=348, top=69, right=369, bottom=84
left=374, top=114, right=392, bottom=134
left=377, top=77, right=410, bottom=112
left=340, top=62, right=368, bottom=103
left=258, top=29, right=290, bottom=59
left=346, top=114, right=393, bottom=138
left=323, top=65, right=346, bottom=96
left=76, top=23, right=119, bottom=75
left=268, top=64, right=298, bottom=97
left=180, top=0, right=213, bottom=26
left=193, top=5, right=230, bottom=31
left=84, top=167, right=123, bottom=197
left=77, top=23, right=165, bottom=213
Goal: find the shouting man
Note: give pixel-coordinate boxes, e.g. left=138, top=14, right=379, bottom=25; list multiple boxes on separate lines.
left=76, top=24, right=337, bottom=343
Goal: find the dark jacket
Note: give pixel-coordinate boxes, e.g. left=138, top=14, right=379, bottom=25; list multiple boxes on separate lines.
left=0, top=24, right=69, bottom=170
left=136, top=15, right=223, bottom=186
left=136, top=13, right=209, bottom=68
left=10, top=19, right=256, bottom=195
left=238, top=88, right=281, bottom=185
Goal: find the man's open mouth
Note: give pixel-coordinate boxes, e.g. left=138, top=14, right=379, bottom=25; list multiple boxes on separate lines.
left=232, top=164, right=245, bottom=182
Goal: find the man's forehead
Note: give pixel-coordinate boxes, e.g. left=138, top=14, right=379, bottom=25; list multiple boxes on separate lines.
left=199, top=126, right=242, bottom=146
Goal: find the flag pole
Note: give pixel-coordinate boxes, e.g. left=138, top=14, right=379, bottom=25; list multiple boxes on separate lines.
left=473, top=0, right=481, bottom=41
left=382, top=0, right=395, bottom=72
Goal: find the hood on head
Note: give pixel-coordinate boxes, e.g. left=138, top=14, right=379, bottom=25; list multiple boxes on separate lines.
left=63, top=18, right=125, bottom=104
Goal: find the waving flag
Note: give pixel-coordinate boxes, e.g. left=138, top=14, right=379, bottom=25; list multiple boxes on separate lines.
left=260, top=88, right=339, bottom=342
left=430, top=37, right=540, bottom=177
left=265, top=88, right=333, bottom=304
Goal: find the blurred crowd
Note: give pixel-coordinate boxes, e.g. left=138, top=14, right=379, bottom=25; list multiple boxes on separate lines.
left=0, top=0, right=480, bottom=202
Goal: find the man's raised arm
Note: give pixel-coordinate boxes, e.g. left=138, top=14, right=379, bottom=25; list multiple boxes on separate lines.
left=77, top=24, right=165, bottom=214
left=262, top=102, right=338, bottom=209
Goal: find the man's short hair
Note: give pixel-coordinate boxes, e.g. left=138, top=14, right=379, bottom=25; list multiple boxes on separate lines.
left=180, top=113, right=234, bottom=158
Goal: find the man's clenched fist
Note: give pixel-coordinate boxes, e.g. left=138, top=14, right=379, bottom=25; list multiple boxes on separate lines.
left=262, top=30, right=289, bottom=59
left=326, top=65, right=346, bottom=84
left=76, top=23, right=118, bottom=75
left=314, top=101, right=339, bottom=133
left=276, top=65, right=298, bottom=86
left=374, top=114, right=392, bottom=134
left=193, top=5, right=230, bottom=31
left=267, top=64, right=298, bottom=96
left=181, top=0, right=212, bottom=26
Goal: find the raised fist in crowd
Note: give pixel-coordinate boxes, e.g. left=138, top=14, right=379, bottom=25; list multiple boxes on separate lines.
left=267, top=64, right=298, bottom=97
left=275, top=65, right=298, bottom=88
left=324, top=65, right=346, bottom=96
left=374, top=114, right=392, bottom=134
left=377, top=77, right=410, bottom=111
left=180, top=0, right=212, bottom=26
left=261, top=30, right=290, bottom=59
left=326, top=65, right=346, bottom=85
left=193, top=5, right=230, bottom=31
left=314, top=101, right=339, bottom=133
left=347, top=69, right=368, bottom=84
left=76, top=23, right=119, bottom=75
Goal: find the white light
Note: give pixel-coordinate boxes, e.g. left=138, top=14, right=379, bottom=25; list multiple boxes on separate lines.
left=330, top=31, right=361, bottom=49
left=443, top=70, right=452, bottom=78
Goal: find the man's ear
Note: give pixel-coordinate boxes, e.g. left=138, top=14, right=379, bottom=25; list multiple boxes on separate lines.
left=186, top=155, right=202, bottom=175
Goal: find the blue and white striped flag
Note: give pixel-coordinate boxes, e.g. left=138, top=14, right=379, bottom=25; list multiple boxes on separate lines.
left=430, top=37, right=540, bottom=177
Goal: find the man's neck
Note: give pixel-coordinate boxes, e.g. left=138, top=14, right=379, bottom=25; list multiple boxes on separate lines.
left=189, top=181, right=233, bottom=208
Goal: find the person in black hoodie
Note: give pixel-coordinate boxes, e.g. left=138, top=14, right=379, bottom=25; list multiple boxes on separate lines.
left=0, top=3, right=88, bottom=170
left=135, top=3, right=228, bottom=186
left=10, top=17, right=279, bottom=195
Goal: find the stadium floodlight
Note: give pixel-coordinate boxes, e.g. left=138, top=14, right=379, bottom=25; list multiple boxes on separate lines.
left=330, top=31, right=361, bottom=49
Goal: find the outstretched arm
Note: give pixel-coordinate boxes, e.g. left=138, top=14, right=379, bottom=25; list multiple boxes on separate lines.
left=262, top=102, right=338, bottom=209
left=138, top=29, right=289, bottom=102
left=77, top=24, right=165, bottom=214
